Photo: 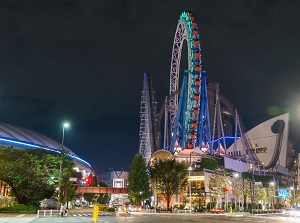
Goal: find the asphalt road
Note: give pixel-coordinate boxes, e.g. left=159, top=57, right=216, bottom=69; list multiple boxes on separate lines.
left=1, top=212, right=300, bottom=223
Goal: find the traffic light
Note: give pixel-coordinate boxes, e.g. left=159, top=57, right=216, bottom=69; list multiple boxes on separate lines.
left=80, top=175, right=94, bottom=186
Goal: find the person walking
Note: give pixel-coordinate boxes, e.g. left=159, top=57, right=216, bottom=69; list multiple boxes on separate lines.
left=60, top=203, right=66, bottom=217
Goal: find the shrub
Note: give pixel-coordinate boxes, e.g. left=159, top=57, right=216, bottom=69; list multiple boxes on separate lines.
left=108, top=207, right=115, bottom=212
left=207, top=202, right=216, bottom=209
left=98, top=204, right=108, bottom=211
left=0, top=204, right=38, bottom=212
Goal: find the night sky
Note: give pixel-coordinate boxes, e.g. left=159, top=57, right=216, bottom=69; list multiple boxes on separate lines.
left=1, top=0, right=300, bottom=174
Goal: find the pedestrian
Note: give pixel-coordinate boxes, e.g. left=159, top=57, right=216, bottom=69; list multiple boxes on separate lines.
left=65, top=208, right=68, bottom=217
left=60, top=203, right=66, bottom=217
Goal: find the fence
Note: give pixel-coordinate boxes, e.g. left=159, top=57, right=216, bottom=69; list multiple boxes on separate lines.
left=177, top=209, right=193, bottom=213
left=142, top=208, right=156, bottom=213
left=251, top=209, right=281, bottom=214
left=37, top=209, right=60, bottom=217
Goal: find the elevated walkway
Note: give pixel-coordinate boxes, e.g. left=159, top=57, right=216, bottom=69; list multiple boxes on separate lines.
left=75, top=187, right=127, bottom=194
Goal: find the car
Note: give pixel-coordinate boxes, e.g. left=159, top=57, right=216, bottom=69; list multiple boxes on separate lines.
left=282, top=208, right=295, bottom=216
left=210, top=207, right=225, bottom=214
left=282, top=208, right=300, bottom=217
left=293, top=210, right=300, bottom=218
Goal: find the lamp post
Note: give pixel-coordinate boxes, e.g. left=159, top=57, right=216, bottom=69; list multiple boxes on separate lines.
left=269, top=181, right=275, bottom=207
left=57, top=122, right=70, bottom=210
left=188, top=152, right=194, bottom=213
left=188, top=165, right=193, bottom=213
left=290, top=183, right=296, bottom=208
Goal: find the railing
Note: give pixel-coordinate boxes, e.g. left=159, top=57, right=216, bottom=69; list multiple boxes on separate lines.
left=177, top=209, right=193, bottom=213
left=251, top=209, right=282, bottom=214
left=37, top=209, right=60, bottom=217
left=142, top=208, right=156, bottom=213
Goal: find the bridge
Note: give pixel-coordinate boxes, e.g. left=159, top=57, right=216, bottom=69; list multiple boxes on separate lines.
left=75, top=187, right=128, bottom=194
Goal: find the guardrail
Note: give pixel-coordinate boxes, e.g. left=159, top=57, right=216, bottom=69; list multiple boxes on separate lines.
left=37, top=209, right=60, bottom=217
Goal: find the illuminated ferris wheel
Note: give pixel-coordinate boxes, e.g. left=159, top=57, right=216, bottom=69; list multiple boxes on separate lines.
left=168, top=12, right=211, bottom=153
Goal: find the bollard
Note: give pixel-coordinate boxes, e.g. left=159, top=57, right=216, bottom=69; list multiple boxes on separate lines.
left=93, top=194, right=100, bottom=223
left=93, top=204, right=99, bottom=223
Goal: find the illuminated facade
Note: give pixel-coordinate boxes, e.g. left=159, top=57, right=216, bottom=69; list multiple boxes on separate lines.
left=0, top=180, right=10, bottom=196
left=100, top=170, right=128, bottom=188
left=100, top=170, right=129, bottom=207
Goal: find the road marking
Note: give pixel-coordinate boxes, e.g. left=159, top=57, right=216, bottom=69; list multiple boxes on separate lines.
left=16, top=214, right=26, bottom=218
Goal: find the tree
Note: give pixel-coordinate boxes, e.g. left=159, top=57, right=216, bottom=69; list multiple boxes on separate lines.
left=58, top=152, right=77, bottom=204
left=97, top=181, right=110, bottom=204
left=128, top=154, right=150, bottom=206
left=83, top=181, right=110, bottom=205
left=149, top=159, right=188, bottom=210
left=209, top=169, right=232, bottom=196
left=200, top=157, right=217, bottom=170
left=0, top=147, right=75, bottom=205
left=208, top=169, right=232, bottom=209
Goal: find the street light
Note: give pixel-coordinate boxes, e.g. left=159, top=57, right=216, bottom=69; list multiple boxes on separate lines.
left=188, top=152, right=195, bottom=213
left=188, top=165, right=193, bottom=213
left=233, top=172, right=246, bottom=211
left=57, top=122, right=70, bottom=210
left=270, top=181, right=275, bottom=206
left=290, top=183, right=296, bottom=208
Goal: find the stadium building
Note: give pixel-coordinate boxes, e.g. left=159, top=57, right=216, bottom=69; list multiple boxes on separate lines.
left=0, top=122, right=94, bottom=176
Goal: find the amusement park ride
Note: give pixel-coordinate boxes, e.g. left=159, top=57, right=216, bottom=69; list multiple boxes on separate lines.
left=139, top=12, right=265, bottom=172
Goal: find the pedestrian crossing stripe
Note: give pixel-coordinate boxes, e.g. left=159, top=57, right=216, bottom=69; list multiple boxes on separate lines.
left=70, top=213, right=111, bottom=217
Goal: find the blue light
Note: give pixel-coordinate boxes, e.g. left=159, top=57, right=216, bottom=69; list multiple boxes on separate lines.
left=211, top=136, right=241, bottom=150
left=212, top=136, right=240, bottom=143
left=0, top=137, right=91, bottom=167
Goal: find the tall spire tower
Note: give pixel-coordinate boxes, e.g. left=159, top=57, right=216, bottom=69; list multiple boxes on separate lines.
left=138, top=73, right=158, bottom=164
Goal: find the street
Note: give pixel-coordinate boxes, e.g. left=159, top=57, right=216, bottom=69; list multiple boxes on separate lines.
left=2, top=212, right=300, bottom=223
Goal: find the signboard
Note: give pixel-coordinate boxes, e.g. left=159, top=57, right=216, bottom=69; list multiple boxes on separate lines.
left=278, top=189, right=290, bottom=198
left=224, top=157, right=248, bottom=172
left=189, top=176, right=204, bottom=181
left=255, top=182, right=262, bottom=186
left=69, top=178, right=77, bottom=182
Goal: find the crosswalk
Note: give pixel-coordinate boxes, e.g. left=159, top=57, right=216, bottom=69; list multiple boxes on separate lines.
left=70, top=213, right=112, bottom=217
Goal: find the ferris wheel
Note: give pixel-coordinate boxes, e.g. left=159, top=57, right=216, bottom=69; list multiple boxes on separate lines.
left=168, top=12, right=211, bottom=153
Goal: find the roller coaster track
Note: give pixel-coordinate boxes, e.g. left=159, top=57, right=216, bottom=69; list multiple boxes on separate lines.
left=264, top=120, right=285, bottom=170
left=155, top=89, right=180, bottom=152
left=209, top=91, right=261, bottom=164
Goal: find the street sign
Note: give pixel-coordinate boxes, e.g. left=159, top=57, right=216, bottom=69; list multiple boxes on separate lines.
left=69, top=178, right=77, bottom=182
left=278, top=189, right=290, bottom=198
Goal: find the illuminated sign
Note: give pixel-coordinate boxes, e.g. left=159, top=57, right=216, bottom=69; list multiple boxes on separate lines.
left=278, top=189, right=290, bottom=198
left=189, top=176, right=204, bottom=181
